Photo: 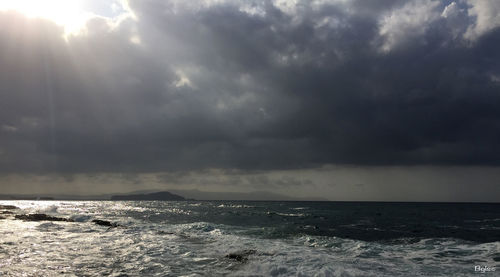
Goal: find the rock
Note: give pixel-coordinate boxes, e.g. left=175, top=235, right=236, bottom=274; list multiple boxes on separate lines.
left=92, top=219, right=119, bottom=227
left=0, top=205, right=19, bottom=210
left=225, top=249, right=257, bottom=262
left=0, top=216, right=5, bottom=220
left=1, top=211, right=14, bottom=214
left=15, top=214, right=74, bottom=222
left=158, top=231, right=175, bottom=235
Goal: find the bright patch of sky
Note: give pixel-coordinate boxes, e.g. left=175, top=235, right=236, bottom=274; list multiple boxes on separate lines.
left=0, top=0, right=132, bottom=35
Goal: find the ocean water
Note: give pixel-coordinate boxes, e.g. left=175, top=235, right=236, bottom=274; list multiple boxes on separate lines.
left=0, top=201, right=499, bottom=276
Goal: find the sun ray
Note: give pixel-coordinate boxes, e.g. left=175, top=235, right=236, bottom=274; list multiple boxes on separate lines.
left=0, top=0, right=89, bottom=35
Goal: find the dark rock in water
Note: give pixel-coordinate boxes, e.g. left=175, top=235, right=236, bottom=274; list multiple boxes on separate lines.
left=111, top=191, right=185, bottom=201
left=0, top=205, right=19, bottom=210
left=158, top=230, right=175, bottom=235
left=1, top=210, right=14, bottom=214
left=15, top=214, right=74, bottom=222
left=0, top=216, right=5, bottom=220
left=225, top=250, right=257, bottom=262
left=92, top=219, right=119, bottom=227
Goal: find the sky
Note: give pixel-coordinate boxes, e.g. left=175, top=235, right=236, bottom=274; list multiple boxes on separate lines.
left=0, top=0, right=499, bottom=201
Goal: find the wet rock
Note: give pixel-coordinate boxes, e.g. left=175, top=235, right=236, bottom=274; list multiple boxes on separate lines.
left=0, top=216, right=5, bottom=220
left=158, top=230, right=175, bottom=235
left=1, top=210, right=14, bottom=214
left=15, top=214, right=74, bottom=222
left=92, top=219, right=119, bottom=227
left=225, top=249, right=257, bottom=262
left=0, top=205, right=19, bottom=210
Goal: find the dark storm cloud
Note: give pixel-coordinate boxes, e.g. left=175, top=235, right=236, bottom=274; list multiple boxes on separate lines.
left=1, top=0, right=500, bottom=173
left=156, top=169, right=313, bottom=190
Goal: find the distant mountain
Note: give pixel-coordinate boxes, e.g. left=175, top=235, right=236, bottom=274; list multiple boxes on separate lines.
left=169, top=189, right=328, bottom=201
left=0, top=189, right=327, bottom=201
left=110, top=191, right=185, bottom=201
left=0, top=194, right=54, bottom=200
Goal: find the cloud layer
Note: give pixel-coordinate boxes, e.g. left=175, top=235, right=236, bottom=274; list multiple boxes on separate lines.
left=1, top=0, right=500, bottom=174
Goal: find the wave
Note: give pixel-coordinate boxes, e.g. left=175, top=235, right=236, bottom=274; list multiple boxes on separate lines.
left=217, top=204, right=256, bottom=209
left=1, top=200, right=498, bottom=277
left=266, top=211, right=307, bottom=217
left=291, top=207, right=309, bottom=210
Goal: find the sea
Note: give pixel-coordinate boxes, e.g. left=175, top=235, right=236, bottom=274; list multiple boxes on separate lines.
left=0, top=200, right=499, bottom=276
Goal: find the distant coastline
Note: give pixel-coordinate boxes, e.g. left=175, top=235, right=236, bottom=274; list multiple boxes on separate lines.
left=110, top=191, right=186, bottom=201
left=0, top=196, right=55, bottom=200
left=0, top=189, right=328, bottom=201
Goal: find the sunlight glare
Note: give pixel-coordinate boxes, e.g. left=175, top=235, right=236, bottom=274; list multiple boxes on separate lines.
left=0, top=0, right=88, bottom=34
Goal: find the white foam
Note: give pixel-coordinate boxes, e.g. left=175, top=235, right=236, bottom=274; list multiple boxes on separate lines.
left=0, top=201, right=496, bottom=277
